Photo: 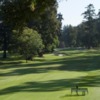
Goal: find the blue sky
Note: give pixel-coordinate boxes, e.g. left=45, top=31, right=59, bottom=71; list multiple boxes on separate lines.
left=58, top=0, right=100, bottom=26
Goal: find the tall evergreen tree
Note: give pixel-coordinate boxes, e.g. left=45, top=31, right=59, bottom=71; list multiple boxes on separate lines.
left=29, top=3, right=60, bottom=53
left=62, top=25, right=77, bottom=47
left=82, top=4, right=96, bottom=48
left=57, top=13, right=64, bottom=48
left=95, top=9, right=100, bottom=46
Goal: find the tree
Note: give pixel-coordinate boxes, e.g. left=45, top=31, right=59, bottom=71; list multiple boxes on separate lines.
left=94, top=9, right=100, bottom=46
left=29, top=3, right=60, bottom=52
left=76, top=23, right=87, bottom=47
left=0, top=22, right=12, bottom=58
left=57, top=13, right=64, bottom=47
left=62, top=25, right=77, bottom=47
left=11, top=27, right=44, bottom=62
left=0, top=0, right=59, bottom=58
left=40, top=5, right=60, bottom=52
left=0, top=0, right=57, bottom=30
left=62, top=26, right=68, bottom=47
left=82, top=4, right=96, bottom=49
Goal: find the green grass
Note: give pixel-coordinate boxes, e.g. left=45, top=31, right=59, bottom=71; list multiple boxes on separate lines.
left=0, top=49, right=100, bottom=100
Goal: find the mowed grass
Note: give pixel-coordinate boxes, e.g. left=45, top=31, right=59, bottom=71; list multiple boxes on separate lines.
left=0, top=49, right=100, bottom=100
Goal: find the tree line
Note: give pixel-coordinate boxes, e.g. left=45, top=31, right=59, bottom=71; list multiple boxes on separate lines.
left=0, top=0, right=61, bottom=60
left=62, top=4, right=100, bottom=49
left=1, top=1, right=99, bottom=61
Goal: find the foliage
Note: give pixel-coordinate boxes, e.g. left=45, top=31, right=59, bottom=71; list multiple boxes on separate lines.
left=0, top=0, right=60, bottom=57
left=0, top=0, right=57, bottom=30
left=82, top=4, right=96, bottom=48
left=82, top=4, right=95, bottom=21
left=11, top=27, right=44, bottom=61
left=29, top=4, right=60, bottom=52
left=0, top=0, right=60, bottom=54
left=62, top=25, right=77, bottom=47
left=62, top=4, right=100, bottom=48
left=0, top=22, right=12, bottom=58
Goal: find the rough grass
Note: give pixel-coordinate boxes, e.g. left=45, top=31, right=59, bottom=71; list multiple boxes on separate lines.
left=0, top=49, right=100, bottom=100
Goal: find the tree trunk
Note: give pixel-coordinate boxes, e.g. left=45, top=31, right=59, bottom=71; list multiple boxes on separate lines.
left=2, top=33, right=7, bottom=58
left=38, top=51, right=43, bottom=57
left=3, top=49, right=7, bottom=58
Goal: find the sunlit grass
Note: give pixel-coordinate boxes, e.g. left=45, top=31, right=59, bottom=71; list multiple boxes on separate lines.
left=0, top=49, right=100, bottom=100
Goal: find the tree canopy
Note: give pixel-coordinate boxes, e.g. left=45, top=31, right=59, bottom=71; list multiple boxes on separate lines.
left=0, top=0, right=60, bottom=58
left=11, top=27, right=44, bottom=62
left=0, top=0, right=57, bottom=29
left=62, top=4, right=100, bottom=48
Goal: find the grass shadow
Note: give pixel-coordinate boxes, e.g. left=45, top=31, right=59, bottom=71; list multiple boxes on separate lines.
left=0, top=74, right=100, bottom=95
left=0, top=49, right=100, bottom=96
left=0, top=52, right=100, bottom=76
left=61, top=94, right=85, bottom=98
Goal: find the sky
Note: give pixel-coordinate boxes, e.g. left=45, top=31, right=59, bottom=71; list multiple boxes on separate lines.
left=58, top=0, right=100, bottom=26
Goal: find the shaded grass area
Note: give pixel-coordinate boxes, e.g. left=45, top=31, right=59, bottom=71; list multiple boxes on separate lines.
left=0, top=51, right=100, bottom=75
left=0, top=75, right=100, bottom=95
left=0, top=49, right=100, bottom=100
